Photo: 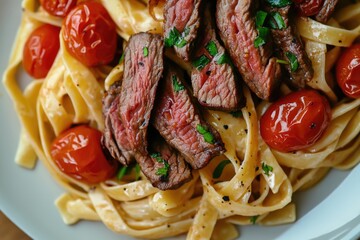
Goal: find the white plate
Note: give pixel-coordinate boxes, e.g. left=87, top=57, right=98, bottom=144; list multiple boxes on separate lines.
left=0, top=2, right=359, bottom=240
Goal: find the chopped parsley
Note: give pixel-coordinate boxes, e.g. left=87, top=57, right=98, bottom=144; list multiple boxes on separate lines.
left=265, top=0, right=292, bottom=7
left=269, top=12, right=286, bottom=30
left=206, top=41, right=218, bottom=57
left=116, top=166, right=129, bottom=180
left=285, top=51, right=299, bottom=72
left=119, top=52, right=125, bottom=64
left=196, top=124, right=215, bottom=144
left=135, top=164, right=141, bottom=180
left=164, top=27, right=189, bottom=48
left=250, top=215, right=259, bottom=224
left=116, top=164, right=141, bottom=181
left=256, top=11, right=268, bottom=28
left=192, top=55, right=210, bottom=70
left=172, top=75, right=185, bottom=92
left=262, top=162, right=273, bottom=176
left=276, top=58, right=289, bottom=65
left=213, top=160, right=231, bottom=179
left=216, top=53, right=232, bottom=65
left=143, top=46, right=149, bottom=57
left=151, top=153, right=170, bottom=178
left=254, top=27, right=270, bottom=48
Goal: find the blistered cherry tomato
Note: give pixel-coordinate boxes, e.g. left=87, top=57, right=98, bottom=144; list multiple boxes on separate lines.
left=260, top=90, right=331, bottom=152
left=51, top=125, right=117, bottom=184
left=40, top=0, right=77, bottom=17
left=294, top=0, right=324, bottom=17
left=62, top=1, right=117, bottom=67
left=23, top=24, right=60, bottom=79
left=336, top=44, right=360, bottom=98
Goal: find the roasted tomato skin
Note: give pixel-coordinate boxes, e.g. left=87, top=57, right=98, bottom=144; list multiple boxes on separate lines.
left=336, top=44, right=360, bottom=99
left=62, top=1, right=117, bottom=67
left=23, top=24, right=61, bottom=79
left=39, top=0, right=77, bottom=17
left=294, top=0, right=324, bottom=17
left=51, top=125, right=117, bottom=184
left=260, top=90, right=331, bottom=152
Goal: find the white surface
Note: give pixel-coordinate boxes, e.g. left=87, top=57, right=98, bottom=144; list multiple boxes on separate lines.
left=0, top=2, right=359, bottom=240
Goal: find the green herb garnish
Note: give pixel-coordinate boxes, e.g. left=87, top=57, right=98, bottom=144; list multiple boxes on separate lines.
left=230, top=110, right=243, bottom=118
left=276, top=59, right=289, bottom=64
left=116, top=166, right=129, bottom=180
left=196, top=124, right=215, bottom=144
left=216, top=53, right=232, bottom=65
left=213, top=160, right=231, bottom=179
left=192, top=55, right=210, bottom=70
left=270, top=12, right=286, bottom=29
left=143, top=46, right=149, bottom=57
left=256, top=11, right=268, bottom=28
left=254, top=27, right=270, bottom=48
left=285, top=51, right=299, bottom=72
left=206, top=40, right=218, bottom=57
left=172, top=75, right=185, bottom=92
left=119, top=52, right=125, bottom=64
left=164, top=27, right=188, bottom=48
left=265, top=0, right=292, bottom=7
left=135, top=164, right=141, bottom=180
left=250, top=215, right=259, bottom=224
left=262, top=162, right=273, bottom=176
left=151, top=153, right=170, bottom=178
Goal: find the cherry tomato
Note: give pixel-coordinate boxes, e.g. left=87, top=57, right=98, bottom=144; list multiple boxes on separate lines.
left=23, top=24, right=60, bottom=79
left=51, top=125, right=118, bottom=184
left=336, top=44, right=360, bottom=99
left=62, top=1, right=117, bottom=67
left=294, top=0, right=324, bottom=17
left=40, top=0, right=77, bottom=17
left=260, top=90, right=331, bottom=152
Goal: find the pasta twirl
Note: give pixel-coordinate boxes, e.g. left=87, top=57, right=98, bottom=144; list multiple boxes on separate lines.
left=2, top=0, right=360, bottom=239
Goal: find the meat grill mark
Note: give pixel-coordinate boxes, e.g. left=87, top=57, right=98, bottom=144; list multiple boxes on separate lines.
left=152, top=65, right=225, bottom=169
left=265, top=4, right=314, bottom=88
left=216, top=0, right=281, bottom=100
left=164, top=0, right=202, bottom=61
left=191, top=2, right=243, bottom=111
left=315, top=0, right=339, bottom=23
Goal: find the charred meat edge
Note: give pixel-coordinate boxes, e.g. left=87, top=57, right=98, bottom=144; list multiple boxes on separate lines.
left=264, top=4, right=314, bottom=88
left=153, top=64, right=225, bottom=169
left=315, top=0, right=339, bottom=23
left=216, top=0, right=281, bottom=100
left=191, top=1, right=243, bottom=111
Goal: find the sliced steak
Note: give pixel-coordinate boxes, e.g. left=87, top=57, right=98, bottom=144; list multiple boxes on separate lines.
left=315, top=0, right=339, bottom=23
left=265, top=5, right=314, bottom=88
left=164, top=0, right=202, bottom=61
left=191, top=2, right=243, bottom=111
left=136, top=132, right=192, bottom=190
left=119, top=33, right=164, bottom=158
left=216, top=0, right=281, bottom=100
left=102, top=81, right=132, bottom=165
left=152, top=65, right=225, bottom=169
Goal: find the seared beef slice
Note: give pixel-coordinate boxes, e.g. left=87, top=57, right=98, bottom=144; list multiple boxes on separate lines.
left=164, top=0, right=202, bottom=61
left=153, top=65, right=225, bottom=169
left=265, top=4, right=313, bottom=88
left=191, top=2, right=243, bottom=111
left=315, top=0, right=339, bottom=23
left=216, top=0, right=281, bottom=100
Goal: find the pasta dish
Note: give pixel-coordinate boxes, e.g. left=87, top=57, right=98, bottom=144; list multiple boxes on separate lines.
left=2, top=0, right=360, bottom=239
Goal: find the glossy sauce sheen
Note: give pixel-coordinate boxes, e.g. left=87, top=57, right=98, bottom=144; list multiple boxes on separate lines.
left=40, top=0, right=77, bottom=17
left=260, top=90, right=331, bottom=152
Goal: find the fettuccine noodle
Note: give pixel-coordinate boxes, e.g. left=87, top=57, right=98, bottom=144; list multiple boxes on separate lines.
left=3, top=0, right=360, bottom=239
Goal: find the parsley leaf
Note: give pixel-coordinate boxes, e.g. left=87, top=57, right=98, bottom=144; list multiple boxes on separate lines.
left=270, top=12, right=286, bottom=29
left=119, top=52, right=125, bottom=64
left=213, top=160, right=231, bottom=179
left=192, top=55, right=210, bottom=70
left=265, top=0, right=292, bottom=7
left=256, top=11, right=268, bottom=28
left=164, top=27, right=188, bottom=48
left=151, top=153, right=170, bottom=178
left=254, top=27, right=270, bottom=48
left=285, top=51, right=299, bottom=72
left=135, top=164, right=141, bottom=180
left=206, top=41, right=218, bottom=57
left=143, top=46, right=149, bottom=57
left=116, top=166, right=129, bottom=180
left=172, top=75, right=185, bottom=92
left=216, top=53, right=232, bottom=65
left=250, top=215, right=259, bottom=224
left=276, top=59, right=289, bottom=64
left=262, top=162, right=273, bottom=176
left=196, top=124, right=215, bottom=144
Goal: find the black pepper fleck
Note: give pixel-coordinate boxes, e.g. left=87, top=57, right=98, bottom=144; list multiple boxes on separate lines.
left=222, top=196, right=230, bottom=201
